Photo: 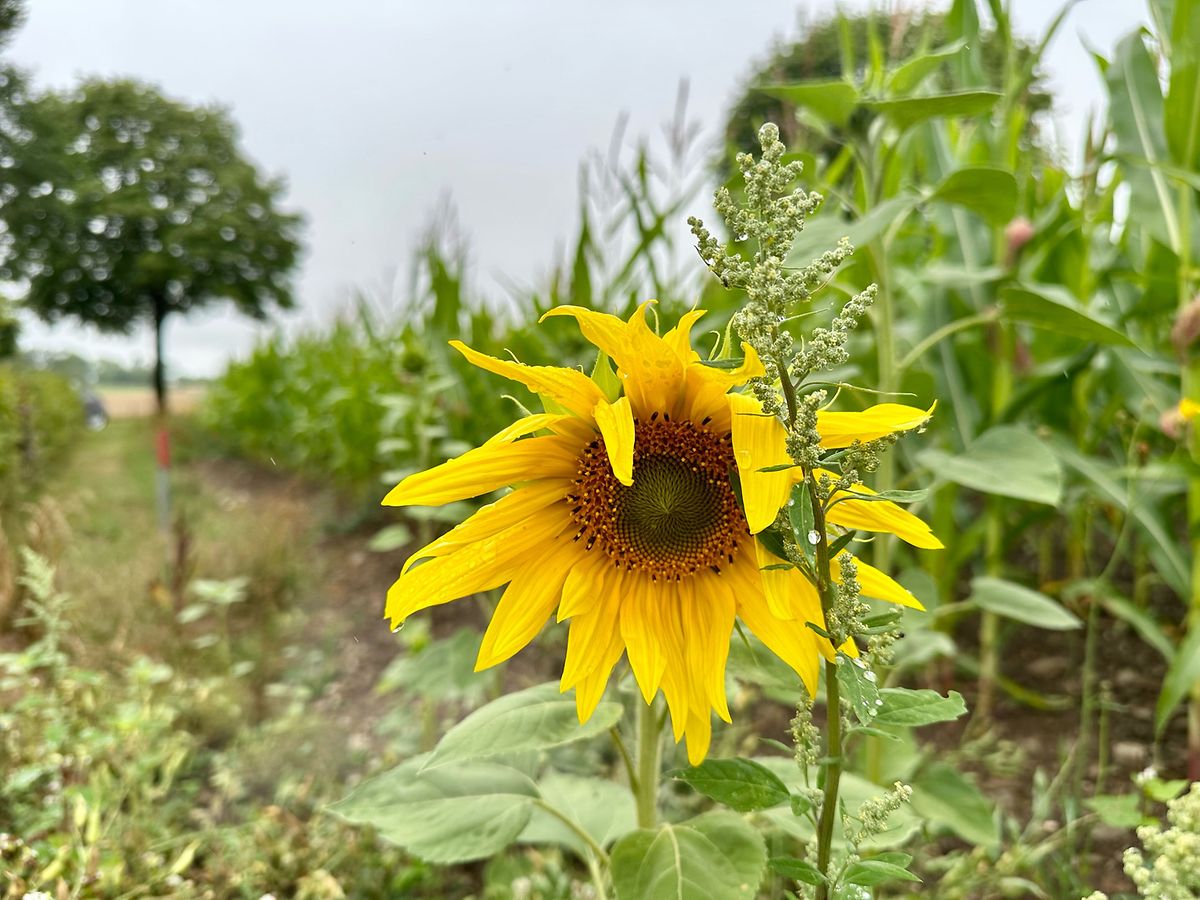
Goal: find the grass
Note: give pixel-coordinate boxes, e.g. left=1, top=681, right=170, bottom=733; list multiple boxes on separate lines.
left=0, top=419, right=460, bottom=897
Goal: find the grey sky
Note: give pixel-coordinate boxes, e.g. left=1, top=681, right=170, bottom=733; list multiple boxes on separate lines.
left=9, top=0, right=1146, bottom=377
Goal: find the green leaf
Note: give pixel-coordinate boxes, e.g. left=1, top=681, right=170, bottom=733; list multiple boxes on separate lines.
left=1086, top=793, right=1148, bottom=829
left=969, top=576, right=1082, bottom=631
left=1000, top=285, right=1136, bottom=347
left=1165, top=0, right=1200, bottom=171
left=675, top=758, right=790, bottom=812
left=788, top=482, right=816, bottom=567
left=1156, top=625, right=1200, bottom=735
left=374, top=628, right=483, bottom=703
left=911, top=762, right=998, bottom=847
left=1051, top=439, right=1188, bottom=598
left=918, top=424, right=1063, bottom=505
left=874, top=688, right=967, bottom=727
left=768, top=857, right=825, bottom=886
left=368, top=523, right=413, bottom=553
left=611, top=812, right=767, bottom=900
left=423, top=682, right=623, bottom=770
left=757, top=80, right=860, bottom=127
left=785, top=193, right=917, bottom=268
left=837, top=656, right=882, bottom=725
left=328, top=759, right=537, bottom=863
left=886, top=41, right=968, bottom=94
left=861, top=91, right=1001, bottom=130
left=928, top=166, right=1017, bottom=225
left=1106, top=30, right=1180, bottom=250
left=591, top=350, right=622, bottom=402
left=1095, top=587, right=1173, bottom=660
left=844, top=858, right=922, bottom=886
left=520, top=773, right=636, bottom=856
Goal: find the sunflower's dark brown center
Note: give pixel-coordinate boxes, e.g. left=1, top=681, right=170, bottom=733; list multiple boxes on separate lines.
left=567, top=415, right=748, bottom=580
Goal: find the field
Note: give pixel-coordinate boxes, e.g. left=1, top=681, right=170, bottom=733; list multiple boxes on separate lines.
left=97, top=385, right=207, bottom=419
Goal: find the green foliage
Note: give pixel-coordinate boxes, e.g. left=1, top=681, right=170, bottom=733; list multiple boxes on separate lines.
left=0, top=78, right=303, bottom=331
left=0, top=363, right=82, bottom=512
left=609, top=813, right=767, bottom=900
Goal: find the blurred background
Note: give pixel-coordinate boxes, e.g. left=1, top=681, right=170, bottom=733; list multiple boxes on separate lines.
left=3, top=0, right=1199, bottom=897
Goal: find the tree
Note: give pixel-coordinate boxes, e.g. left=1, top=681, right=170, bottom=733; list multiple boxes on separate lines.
left=720, top=8, right=1052, bottom=180
left=0, top=78, right=302, bottom=412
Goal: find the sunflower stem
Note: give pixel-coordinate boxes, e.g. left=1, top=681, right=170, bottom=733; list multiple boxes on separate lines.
left=635, top=697, right=662, bottom=829
left=806, top=469, right=844, bottom=899
left=814, top=658, right=843, bottom=900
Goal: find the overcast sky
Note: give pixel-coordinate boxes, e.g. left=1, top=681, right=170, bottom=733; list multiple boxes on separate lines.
left=8, top=0, right=1147, bottom=377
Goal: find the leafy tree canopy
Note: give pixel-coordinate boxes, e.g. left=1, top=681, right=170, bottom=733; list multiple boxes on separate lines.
left=0, top=78, right=303, bottom=337
left=720, top=8, right=1052, bottom=176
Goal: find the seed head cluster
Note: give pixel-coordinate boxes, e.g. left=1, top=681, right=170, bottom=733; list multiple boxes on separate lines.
left=566, top=416, right=747, bottom=581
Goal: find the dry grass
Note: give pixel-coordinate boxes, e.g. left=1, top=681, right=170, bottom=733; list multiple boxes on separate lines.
left=98, top=385, right=206, bottom=419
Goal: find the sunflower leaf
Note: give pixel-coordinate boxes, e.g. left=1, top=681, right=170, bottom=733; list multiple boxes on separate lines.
left=328, top=758, right=537, bottom=863
left=837, top=655, right=882, bottom=725
left=675, top=758, right=790, bottom=812
left=422, top=682, right=623, bottom=770
left=611, top=812, right=766, bottom=900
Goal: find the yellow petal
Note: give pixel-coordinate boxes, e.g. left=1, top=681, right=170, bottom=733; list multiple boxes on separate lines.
left=686, top=573, right=736, bottom=723
left=662, top=308, right=707, bottom=360
left=573, top=624, right=626, bottom=722
left=484, top=413, right=577, bottom=446
left=835, top=551, right=924, bottom=610
left=655, top=584, right=691, bottom=740
left=451, top=339, right=605, bottom=418
left=726, top=554, right=822, bottom=696
left=683, top=342, right=767, bottom=427
left=753, top=539, right=822, bottom=621
left=729, top=392, right=794, bottom=533
left=385, top=508, right=570, bottom=627
left=824, top=475, right=944, bottom=550
left=561, top=563, right=624, bottom=689
left=593, top=396, right=635, bottom=486
left=542, top=302, right=686, bottom=418
left=401, top=481, right=566, bottom=574
left=619, top=574, right=667, bottom=703
left=684, top=707, right=714, bottom=766
left=382, top=435, right=577, bottom=507
left=1180, top=398, right=1200, bottom=421
left=817, top=402, right=936, bottom=449
left=557, top=549, right=612, bottom=622
left=475, top=539, right=579, bottom=670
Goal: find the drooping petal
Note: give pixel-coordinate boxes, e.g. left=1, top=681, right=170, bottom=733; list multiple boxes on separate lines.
left=620, top=574, right=667, bottom=703
left=683, top=707, right=714, bottom=766
left=450, top=339, right=605, bottom=418
left=560, top=562, right=625, bottom=689
left=655, top=583, right=691, bottom=741
left=542, top=303, right=686, bottom=418
left=816, top=402, right=936, bottom=449
left=593, top=395, right=635, bottom=486
left=574, top=624, right=626, bottom=722
left=556, top=549, right=612, bottom=622
left=725, top=553, right=821, bottom=696
left=385, top=507, right=571, bottom=627
left=754, top=539, right=824, bottom=622
left=401, top=480, right=567, bottom=574
left=835, top=551, right=924, bottom=609
left=823, top=475, right=944, bottom=550
left=686, top=572, right=736, bottom=723
left=729, top=392, right=794, bottom=533
left=382, top=435, right=577, bottom=507
left=475, top=539, right=579, bottom=670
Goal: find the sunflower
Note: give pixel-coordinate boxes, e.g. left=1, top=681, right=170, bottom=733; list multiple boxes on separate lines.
left=383, top=303, right=940, bottom=763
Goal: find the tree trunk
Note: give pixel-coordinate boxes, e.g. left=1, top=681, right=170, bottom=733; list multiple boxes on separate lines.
left=153, top=295, right=168, bottom=416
